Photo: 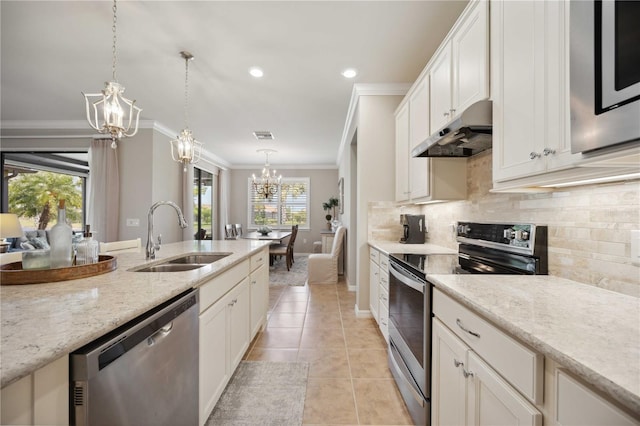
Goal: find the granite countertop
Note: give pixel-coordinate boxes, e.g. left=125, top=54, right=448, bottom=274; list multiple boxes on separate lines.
left=429, top=274, right=640, bottom=415
left=0, top=239, right=271, bottom=388
left=368, top=240, right=457, bottom=255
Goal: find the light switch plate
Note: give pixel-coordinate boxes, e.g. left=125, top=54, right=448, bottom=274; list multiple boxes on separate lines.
left=126, top=218, right=140, bottom=227
left=631, top=230, right=640, bottom=266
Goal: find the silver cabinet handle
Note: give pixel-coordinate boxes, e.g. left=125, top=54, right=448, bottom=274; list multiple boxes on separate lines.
left=529, top=152, right=541, bottom=160
left=463, top=368, right=474, bottom=378
left=228, top=298, right=238, bottom=307
left=251, top=280, right=257, bottom=285
left=543, top=148, right=556, bottom=156
left=456, top=318, right=480, bottom=338
left=443, top=111, right=450, bottom=117
left=453, top=359, right=463, bottom=368
left=450, top=108, right=456, bottom=115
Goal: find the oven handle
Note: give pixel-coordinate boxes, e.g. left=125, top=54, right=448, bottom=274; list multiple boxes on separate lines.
left=389, top=262, right=425, bottom=294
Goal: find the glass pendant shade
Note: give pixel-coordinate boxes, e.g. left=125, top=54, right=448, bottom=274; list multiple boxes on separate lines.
left=171, top=129, right=203, bottom=172
left=252, top=149, right=282, bottom=199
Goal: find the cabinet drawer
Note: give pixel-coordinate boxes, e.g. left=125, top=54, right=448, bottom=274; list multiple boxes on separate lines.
left=379, top=269, right=389, bottom=291
left=250, top=250, right=266, bottom=271
left=379, top=285, right=389, bottom=310
left=200, top=260, right=250, bottom=314
left=433, top=289, right=543, bottom=404
left=369, top=248, right=379, bottom=264
left=379, top=255, right=389, bottom=273
left=379, top=302, right=389, bottom=342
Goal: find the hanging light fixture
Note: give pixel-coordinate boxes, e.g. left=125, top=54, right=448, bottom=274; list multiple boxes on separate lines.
left=83, top=0, right=142, bottom=149
left=252, top=149, right=282, bottom=200
left=170, top=51, right=203, bottom=172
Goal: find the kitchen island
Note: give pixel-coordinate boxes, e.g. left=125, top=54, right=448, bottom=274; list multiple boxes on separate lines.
left=0, top=239, right=271, bottom=389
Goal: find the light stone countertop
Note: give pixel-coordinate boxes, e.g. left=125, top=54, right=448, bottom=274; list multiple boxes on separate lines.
left=429, top=274, right=640, bottom=416
left=0, top=239, right=271, bottom=388
left=368, top=240, right=457, bottom=255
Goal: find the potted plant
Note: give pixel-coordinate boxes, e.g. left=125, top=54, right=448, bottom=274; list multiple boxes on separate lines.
left=322, top=197, right=339, bottom=230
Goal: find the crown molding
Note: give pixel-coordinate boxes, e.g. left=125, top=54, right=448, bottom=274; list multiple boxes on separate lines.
left=336, top=83, right=411, bottom=163
left=232, top=163, right=338, bottom=170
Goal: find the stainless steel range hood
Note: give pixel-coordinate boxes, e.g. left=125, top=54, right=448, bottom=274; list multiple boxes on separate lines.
left=411, top=100, right=492, bottom=158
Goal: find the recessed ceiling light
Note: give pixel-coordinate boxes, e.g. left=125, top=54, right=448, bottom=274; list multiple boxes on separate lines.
left=249, top=67, right=264, bottom=78
left=342, top=68, right=357, bottom=79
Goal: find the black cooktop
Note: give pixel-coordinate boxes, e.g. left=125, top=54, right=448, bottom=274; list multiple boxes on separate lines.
left=389, top=253, right=459, bottom=276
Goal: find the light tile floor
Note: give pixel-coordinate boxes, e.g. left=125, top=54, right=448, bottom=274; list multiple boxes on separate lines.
left=243, top=279, right=413, bottom=426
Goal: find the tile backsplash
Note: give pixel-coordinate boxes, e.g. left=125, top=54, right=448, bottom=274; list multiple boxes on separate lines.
left=369, top=150, right=640, bottom=297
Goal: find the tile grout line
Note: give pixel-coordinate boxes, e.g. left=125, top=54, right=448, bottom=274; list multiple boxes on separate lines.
left=336, top=283, right=362, bottom=426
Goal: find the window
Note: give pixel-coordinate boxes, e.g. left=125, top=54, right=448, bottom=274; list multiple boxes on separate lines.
left=1, top=152, right=88, bottom=233
left=248, top=177, right=309, bottom=229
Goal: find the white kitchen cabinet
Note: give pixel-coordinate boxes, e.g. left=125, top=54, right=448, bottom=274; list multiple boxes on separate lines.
left=409, top=76, right=430, bottom=148
left=369, top=249, right=380, bottom=322
left=395, top=102, right=411, bottom=202
left=491, top=0, right=578, bottom=184
left=432, top=318, right=468, bottom=426
left=430, top=40, right=453, bottom=133
left=0, top=355, right=69, bottom=426
left=198, top=259, right=252, bottom=426
left=555, top=370, right=639, bottom=426
left=249, top=249, right=269, bottom=339
left=430, top=0, right=489, bottom=134
left=432, top=289, right=543, bottom=426
left=378, top=252, right=389, bottom=342
left=467, top=351, right=542, bottom=426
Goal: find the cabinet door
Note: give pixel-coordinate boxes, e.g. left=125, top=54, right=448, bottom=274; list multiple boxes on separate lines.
left=409, top=76, right=430, bottom=147
left=369, top=259, right=379, bottom=322
left=467, top=351, right=542, bottom=426
left=199, top=298, right=229, bottom=425
left=228, top=278, right=250, bottom=372
left=432, top=319, right=468, bottom=426
left=250, top=263, right=268, bottom=339
left=430, top=40, right=453, bottom=133
left=452, top=0, right=489, bottom=114
left=395, top=102, right=410, bottom=202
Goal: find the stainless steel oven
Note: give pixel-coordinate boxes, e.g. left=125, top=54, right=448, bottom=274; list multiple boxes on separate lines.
left=571, top=0, right=640, bottom=154
left=388, top=222, right=548, bottom=425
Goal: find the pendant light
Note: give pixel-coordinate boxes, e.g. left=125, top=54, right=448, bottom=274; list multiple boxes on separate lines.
left=252, top=149, right=282, bottom=200
left=82, top=0, right=142, bottom=149
left=170, top=51, right=203, bottom=172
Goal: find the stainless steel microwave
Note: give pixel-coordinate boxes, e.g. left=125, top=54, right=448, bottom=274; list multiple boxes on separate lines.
left=570, top=0, right=640, bottom=154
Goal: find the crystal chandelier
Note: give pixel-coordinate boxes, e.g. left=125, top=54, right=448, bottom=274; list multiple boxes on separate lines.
left=83, top=0, right=142, bottom=149
left=170, top=51, right=203, bottom=172
left=252, top=149, right=282, bottom=200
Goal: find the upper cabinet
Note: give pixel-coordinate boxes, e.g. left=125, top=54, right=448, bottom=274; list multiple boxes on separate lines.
left=491, top=0, right=577, bottom=183
left=431, top=0, right=490, bottom=133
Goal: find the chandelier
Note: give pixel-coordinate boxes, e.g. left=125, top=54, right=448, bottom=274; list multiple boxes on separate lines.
left=252, top=149, right=282, bottom=200
left=83, top=0, right=142, bottom=149
left=170, top=51, right=203, bottom=172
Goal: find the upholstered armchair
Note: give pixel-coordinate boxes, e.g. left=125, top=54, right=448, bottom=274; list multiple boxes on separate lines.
left=307, top=226, right=346, bottom=284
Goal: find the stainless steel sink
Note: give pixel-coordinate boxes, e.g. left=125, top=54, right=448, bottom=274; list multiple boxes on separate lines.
left=167, top=253, right=232, bottom=265
left=131, top=252, right=232, bottom=272
left=134, top=263, right=205, bottom=273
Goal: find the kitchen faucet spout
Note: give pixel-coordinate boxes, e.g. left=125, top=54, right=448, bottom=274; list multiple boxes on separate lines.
left=146, top=201, right=188, bottom=260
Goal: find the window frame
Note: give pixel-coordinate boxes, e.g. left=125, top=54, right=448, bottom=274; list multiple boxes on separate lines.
left=247, top=176, right=310, bottom=230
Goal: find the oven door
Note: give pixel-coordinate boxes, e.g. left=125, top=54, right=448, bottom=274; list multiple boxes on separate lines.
left=571, top=0, right=640, bottom=153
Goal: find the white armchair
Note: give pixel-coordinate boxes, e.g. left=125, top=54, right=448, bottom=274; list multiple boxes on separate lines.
left=307, top=226, right=346, bottom=284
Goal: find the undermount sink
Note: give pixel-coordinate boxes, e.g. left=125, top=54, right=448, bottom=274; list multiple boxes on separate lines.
left=134, top=263, right=205, bottom=273
left=131, top=252, right=232, bottom=272
left=167, top=253, right=232, bottom=265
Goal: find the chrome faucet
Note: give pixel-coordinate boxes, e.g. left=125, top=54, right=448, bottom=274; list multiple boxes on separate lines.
left=146, top=201, right=188, bottom=260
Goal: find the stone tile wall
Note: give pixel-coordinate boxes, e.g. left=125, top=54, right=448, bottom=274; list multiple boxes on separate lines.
left=368, top=150, right=640, bottom=297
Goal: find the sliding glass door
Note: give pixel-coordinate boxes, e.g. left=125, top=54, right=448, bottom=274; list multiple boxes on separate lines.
left=193, top=168, right=215, bottom=240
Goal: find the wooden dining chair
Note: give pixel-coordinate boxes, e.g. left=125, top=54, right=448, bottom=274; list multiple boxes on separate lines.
left=224, top=224, right=236, bottom=240
left=269, top=225, right=298, bottom=271
left=233, top=224, right=243, bottom=238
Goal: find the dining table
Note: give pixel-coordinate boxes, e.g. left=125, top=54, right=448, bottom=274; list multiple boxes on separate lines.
left=243, top=230, right=292, bottom=244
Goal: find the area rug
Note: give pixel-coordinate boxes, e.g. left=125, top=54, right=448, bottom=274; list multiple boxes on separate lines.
left=206, top=361, right=309, bottom=426
left=269, top=254, right=308, bottom=286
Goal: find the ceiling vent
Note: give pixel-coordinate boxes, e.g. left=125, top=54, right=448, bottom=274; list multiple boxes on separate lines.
left=253, top=131, right=274, bottom=141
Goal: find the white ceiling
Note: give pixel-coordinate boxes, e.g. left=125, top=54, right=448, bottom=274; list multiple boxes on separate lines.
left=0, top=1, right=468, bottom=168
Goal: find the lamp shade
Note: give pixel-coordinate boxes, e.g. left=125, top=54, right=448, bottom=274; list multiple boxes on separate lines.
left=0, top=214, right=24, bottom=239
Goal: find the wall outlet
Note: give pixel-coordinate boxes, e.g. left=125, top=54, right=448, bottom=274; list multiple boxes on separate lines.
left=303, top=238, right=307, bottom=244
left=631, top=230, right=640, bottom=266
left=126, top=218, right=140, bottom=227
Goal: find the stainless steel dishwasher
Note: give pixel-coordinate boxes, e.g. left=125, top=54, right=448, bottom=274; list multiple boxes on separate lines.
left=70, top=289, right=199, bottom=426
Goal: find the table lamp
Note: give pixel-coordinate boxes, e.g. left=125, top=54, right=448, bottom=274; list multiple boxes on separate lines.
left=0, top=214, right=24, bottom=253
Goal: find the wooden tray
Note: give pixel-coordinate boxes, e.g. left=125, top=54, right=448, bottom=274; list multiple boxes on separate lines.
left=0, top=255, right=117, bottom=285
